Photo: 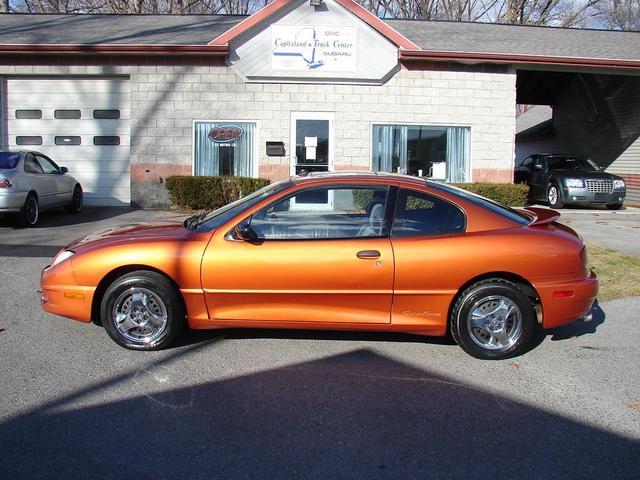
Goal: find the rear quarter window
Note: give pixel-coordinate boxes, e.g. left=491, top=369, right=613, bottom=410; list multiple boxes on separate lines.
left=392, top=188, right=466, bottom=237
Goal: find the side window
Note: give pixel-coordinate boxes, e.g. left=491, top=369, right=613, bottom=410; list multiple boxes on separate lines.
left=250, top=186, right=389, bottom=240
left=24, top=154, right=44, bottom=174
left=35, top=155, right=60, bottom=174
left=392, top=189, right=465, bottom=237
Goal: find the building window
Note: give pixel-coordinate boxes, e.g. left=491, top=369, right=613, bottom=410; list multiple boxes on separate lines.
left=54, top=110, right=81, bottom=119
left=16, top=136, right=43, bottom=145
left=93, top=136, right=120, bottom=145
left=93, top=110, right=120, bottom=119
left=55, top=136, right=81, bottom=145
left=194, top=121, right=256, bottom=177
left=15, top=110, right=42, bottom=119
left=372, top=125, right=470, bottom=182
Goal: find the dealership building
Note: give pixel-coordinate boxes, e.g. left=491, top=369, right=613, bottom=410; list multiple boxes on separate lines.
left=0, top=0, right=639, bottom=207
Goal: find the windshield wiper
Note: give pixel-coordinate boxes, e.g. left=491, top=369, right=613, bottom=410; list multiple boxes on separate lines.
left=184, top=211, right=208, bottom=231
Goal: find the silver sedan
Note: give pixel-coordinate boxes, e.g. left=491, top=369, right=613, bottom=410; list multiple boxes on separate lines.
left=0, top=151, right=83, bottom=226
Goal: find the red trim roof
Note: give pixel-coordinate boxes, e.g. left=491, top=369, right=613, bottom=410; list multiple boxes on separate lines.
left=209, top=0, right=418, bottom=50
left=0, top=44, right=228, bottom=55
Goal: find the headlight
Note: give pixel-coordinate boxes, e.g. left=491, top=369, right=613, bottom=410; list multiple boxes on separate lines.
left=565, top=178, right=584, bottom=188
left=51, top=250, right=75, bottom=267
left=613, top=179, right=625, bottom=190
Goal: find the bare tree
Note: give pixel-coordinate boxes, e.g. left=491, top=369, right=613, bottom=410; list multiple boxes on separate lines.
left=595, top=0, right=640, bottom=29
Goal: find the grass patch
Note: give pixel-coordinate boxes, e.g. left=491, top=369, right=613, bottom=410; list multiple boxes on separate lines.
left=586, top=241, right=640, bottom=301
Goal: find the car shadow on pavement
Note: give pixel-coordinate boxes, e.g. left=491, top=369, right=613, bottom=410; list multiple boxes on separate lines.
left=546, top=301, right=605, bottom=341
left=0, top=206, right=137, bottom=229
left=1, top=348, right=637, bottom=479
left=0, top=244, right=65, bottom=257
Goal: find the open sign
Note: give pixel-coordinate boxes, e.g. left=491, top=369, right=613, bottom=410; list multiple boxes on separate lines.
left=208, top=125, right=244, bottom=143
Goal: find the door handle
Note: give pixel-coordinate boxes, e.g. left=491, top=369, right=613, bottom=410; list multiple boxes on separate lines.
left=357, top=250, right=381, bottom=259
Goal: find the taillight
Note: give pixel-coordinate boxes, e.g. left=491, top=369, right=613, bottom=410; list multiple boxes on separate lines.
left=0, top=179, right=12, bottom=188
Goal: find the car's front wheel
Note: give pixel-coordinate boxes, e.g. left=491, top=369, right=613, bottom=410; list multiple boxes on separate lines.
left=547, top=183, right=564, bottom=208
left=450, top=279, right=537, bottom=360
left=101, top=270, right=186, bottom=350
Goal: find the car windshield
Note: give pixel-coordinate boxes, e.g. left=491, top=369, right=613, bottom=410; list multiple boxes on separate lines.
left=194, top=179, right=293, bottom=232
left=0, top=152, right=20, bottom=169
left=547, top=156, right=599, bottom=172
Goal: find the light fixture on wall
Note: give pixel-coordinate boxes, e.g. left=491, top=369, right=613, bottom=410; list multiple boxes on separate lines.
left=310, top=0, right=323, bottom=6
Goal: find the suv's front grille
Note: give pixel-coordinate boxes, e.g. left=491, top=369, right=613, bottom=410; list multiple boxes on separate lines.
left=586, top=179, right=613, bottom=194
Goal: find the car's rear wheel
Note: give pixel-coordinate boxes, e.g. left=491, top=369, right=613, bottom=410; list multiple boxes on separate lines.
left=66, top=184, right=83, bottom=213
left=101, top=271, right=186, bottom=350
left=547, top=183, right=564, bottom=208
left=606, top=203, right=623, bottom=210
left=450, top=279, right=537, bottom=360
left=16, top=193, right=39, bottom=227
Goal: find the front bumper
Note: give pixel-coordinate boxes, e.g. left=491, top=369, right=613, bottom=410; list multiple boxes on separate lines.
left=40, top=258, right=94, bottom=323
left=564, top=186, right=625, bottom=206
left=535, top=269, right=599, bottom=329
left=0, top=190, right=28, bottom=212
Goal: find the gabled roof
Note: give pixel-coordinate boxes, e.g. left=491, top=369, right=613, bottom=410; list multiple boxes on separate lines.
left=0, top=9, right=639, bottom=69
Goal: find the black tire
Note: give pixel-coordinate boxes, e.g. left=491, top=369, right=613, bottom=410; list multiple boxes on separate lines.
left=450, top=279, right=537, bottom=360
left=101, top=270, right=186, bottom=350
left=547, top=183, right=564, bottom=209
left=16, top=193, right=39, bottom=227
left=66, top=184, right=83, bottom=213
left=606, top=203, right=623, bottom=210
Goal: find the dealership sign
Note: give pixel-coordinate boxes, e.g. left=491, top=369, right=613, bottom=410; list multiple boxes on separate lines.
left=208, top=125, right=244, bottom=144
left=271, top=25, right=357, bottom=72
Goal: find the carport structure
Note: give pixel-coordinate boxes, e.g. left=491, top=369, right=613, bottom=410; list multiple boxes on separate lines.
left=391, top=21, right=640, bottom=206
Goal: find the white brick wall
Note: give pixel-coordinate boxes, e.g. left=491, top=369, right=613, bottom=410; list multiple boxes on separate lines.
left=130, top=64, right=517, bottom=177
left=0, top=63, right=517, bottom=206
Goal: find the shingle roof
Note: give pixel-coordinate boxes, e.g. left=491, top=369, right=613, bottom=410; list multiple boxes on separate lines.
left=385, top=19, right=640, bottom=61
left=0, top=14, right=246, bottom=45
left=0, top=13, right=638, bottom=64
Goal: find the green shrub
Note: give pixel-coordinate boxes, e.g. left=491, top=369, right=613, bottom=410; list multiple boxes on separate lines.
left=451, top=182, right=529, bottom=207
left=165, top=176, right=271, bottom=210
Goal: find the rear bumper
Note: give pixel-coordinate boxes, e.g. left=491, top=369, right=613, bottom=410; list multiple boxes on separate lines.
left=0, top=190, right=27, bottom=212
left=535, top=270, right=598, bottom=329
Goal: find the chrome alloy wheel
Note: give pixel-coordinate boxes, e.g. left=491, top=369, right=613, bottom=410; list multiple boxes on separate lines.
left=112, top=287, right=168, bottom=344
left=466, top=295, right=523, bottom=351
left=548, top=186, right=558, bottom=205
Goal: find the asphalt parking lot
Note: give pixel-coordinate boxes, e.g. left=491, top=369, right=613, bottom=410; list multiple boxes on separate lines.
left=1, top=207, right=639, bottom=479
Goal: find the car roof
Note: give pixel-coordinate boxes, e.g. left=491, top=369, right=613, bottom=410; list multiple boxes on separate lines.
left=290, top=171, right=428, bottom=186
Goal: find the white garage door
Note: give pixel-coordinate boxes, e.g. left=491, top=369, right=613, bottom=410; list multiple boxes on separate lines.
left=5, top=77, right=130, bottom=206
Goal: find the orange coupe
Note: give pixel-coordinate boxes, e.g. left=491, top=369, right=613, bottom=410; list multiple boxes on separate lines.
left=40, top=173, right=597, bottom=359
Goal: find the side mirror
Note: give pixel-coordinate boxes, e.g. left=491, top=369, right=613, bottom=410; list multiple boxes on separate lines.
left=60, top=166, right=68, bottom=174
left=234, top=222, right=256, bottom=242
left=534, top=164, right=544, bottom=171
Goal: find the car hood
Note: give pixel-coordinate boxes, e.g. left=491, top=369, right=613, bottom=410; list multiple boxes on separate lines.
left=67, top=221, right=196, bottom=253
left=551, top=169, right=621, bottom=181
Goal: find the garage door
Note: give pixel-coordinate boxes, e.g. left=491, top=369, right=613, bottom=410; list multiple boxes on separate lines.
left=5, top=77, right=130, bottom=206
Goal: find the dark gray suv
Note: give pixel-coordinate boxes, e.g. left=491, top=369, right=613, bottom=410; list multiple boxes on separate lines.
left=514, top=154, right=626, bottom=209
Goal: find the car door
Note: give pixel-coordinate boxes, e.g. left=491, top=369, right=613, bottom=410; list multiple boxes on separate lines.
left=200, top=184, right=394, bottom=324
left=389, top=187, right=467, bottom=329
left=530, top=156, right=548, bottom=200
left=23, top=153, right=57, bottom=207
left=34, top=154, right=72, bottom=206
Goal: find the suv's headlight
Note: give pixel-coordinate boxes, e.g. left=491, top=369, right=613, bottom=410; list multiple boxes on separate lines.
left=613, top=179, right=625, bottom=190
left=565, top=178, right=585, bottom=188
left=51, top=250, right=75, bottom=267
